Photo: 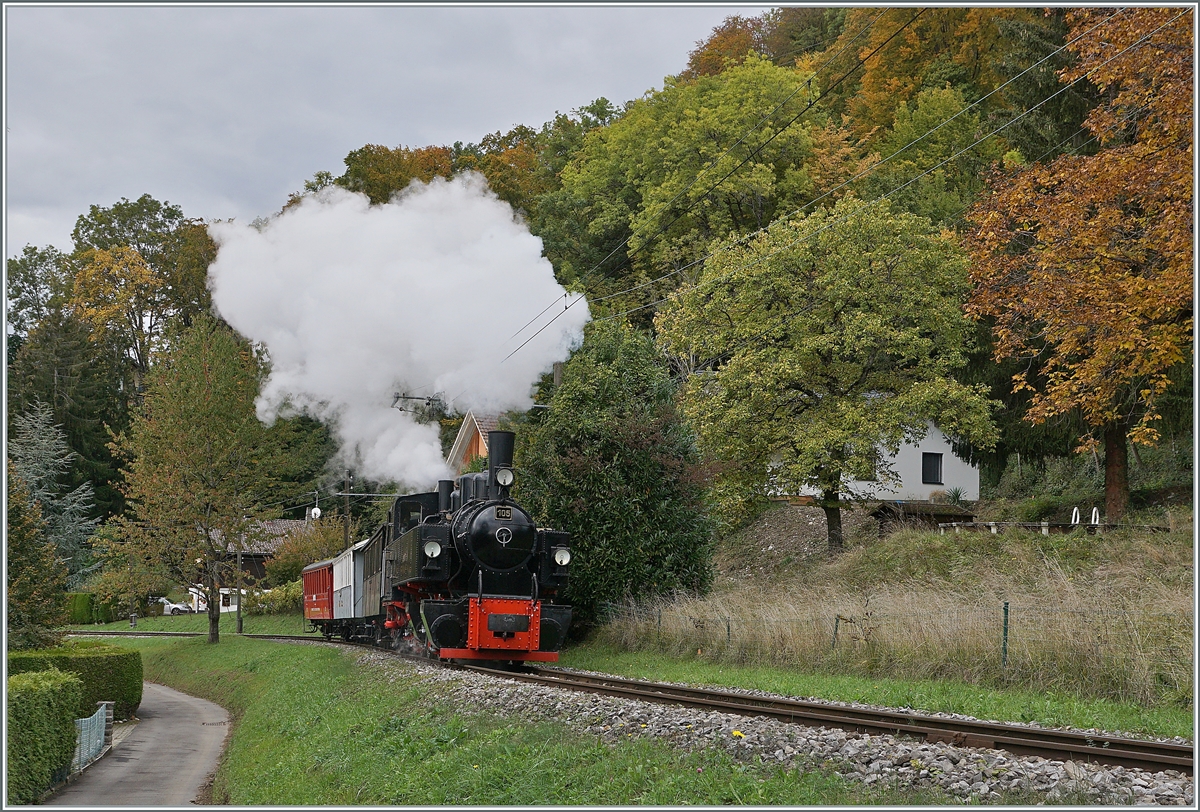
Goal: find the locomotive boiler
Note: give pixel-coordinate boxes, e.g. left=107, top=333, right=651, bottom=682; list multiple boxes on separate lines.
left=301, top=430, right=572, bottom=662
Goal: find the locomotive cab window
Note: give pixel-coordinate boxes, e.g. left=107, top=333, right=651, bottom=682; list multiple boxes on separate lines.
left=921, top=452, right=943, bottom=485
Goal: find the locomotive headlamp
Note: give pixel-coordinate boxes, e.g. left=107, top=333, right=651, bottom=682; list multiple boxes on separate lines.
left=553, top=547, right=571, bottom=567
left=423, top=540, right=443, bottom=559
left=495, top=467, right=515, bottom=487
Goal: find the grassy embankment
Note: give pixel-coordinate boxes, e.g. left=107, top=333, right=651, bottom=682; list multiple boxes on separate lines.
left=120, top=634, right=967, bottom=806
left=597, top=502, right=1194, bottom=716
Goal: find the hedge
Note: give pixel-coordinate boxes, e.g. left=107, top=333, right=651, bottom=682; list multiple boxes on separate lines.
left=63, top=592, right=120, bottom=624
left=8, top=639, right=142, bottom=720
left=7, top=669, right=82, bottom=805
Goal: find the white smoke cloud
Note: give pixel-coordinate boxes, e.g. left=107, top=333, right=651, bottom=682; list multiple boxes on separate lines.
left=208, top=173, right=589, bottom=488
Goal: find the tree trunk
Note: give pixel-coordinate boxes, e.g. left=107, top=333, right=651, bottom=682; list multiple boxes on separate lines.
left=1103, top=422, right=1129, bottom=524
left=207, top=563, right=220, bottom=644
left=821, top=488, right=844, bottom=554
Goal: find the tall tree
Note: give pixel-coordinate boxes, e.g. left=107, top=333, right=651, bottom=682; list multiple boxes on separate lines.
left=70, top=195, right=214, bottom=391
left=8, top=246, right=130, bottom=518
left=552, top=55, right=860, bottom=319
left=9, top=404, right=100, bottom=586
left=679, top=14, right=771, bottom=79
left=966, top=7, right=1193, bottom=521
left=6, top=245, right=72, bottom=343
left=805, top=8, right=1039, bottom=140
left=856, top=84, right=1002, bottom=229
left=334, top=144, right=453, bottom=205
left=515, top=320, right=714, bottom=627
left=105, top=315, right=290, bottom=643
left=657, top=197, right=996, bottom=552
left=6, top=462, right=68, bottom=650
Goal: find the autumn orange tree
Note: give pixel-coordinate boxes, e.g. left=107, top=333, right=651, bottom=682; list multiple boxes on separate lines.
left=966, top=7, right=1193, bottom=521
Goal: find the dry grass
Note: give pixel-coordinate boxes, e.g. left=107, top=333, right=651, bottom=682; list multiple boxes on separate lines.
left=600, top=506, right=1194, bottom=708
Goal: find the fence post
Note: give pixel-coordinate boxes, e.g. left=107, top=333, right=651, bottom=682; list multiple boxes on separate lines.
left=1001, top=601, right=1010, bottom=670
left=726, top=616, right=731, bottom=647
left=657, top=608, right=661, bottom=633
left=99, top=701, right=114, bottom=748
left=832, top=616, right=840, bottom=650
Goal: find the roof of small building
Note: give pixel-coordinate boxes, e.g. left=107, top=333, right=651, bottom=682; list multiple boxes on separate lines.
left=446, top=410, right=501, bottom=473
left=211, top=519, right=308, bottom=555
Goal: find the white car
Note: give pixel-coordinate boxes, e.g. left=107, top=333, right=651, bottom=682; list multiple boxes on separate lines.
left=155, top=597, right=192, bottom=615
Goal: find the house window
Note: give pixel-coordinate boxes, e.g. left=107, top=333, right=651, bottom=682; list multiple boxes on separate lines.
left=922, top=453, right=944, bottom=485
left=221, top=593, right=231, bottom=607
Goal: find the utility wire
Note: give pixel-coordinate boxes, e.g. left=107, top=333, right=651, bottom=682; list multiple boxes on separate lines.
left=593, top=9, right=1182, bottom=327
left=577, top=8, right=1129, bottom=315
left=500, top=10, right=925, bottom=366
left=653, top=96, right=1157, bottom=392
left=503, top=11, right=887, bottom=348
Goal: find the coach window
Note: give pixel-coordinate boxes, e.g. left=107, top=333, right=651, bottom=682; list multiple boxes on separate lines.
left=921, top=452, right=943, bottom=485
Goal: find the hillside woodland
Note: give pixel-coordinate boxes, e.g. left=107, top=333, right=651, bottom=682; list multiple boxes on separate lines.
left=7, top=9, right=1192, bottom=656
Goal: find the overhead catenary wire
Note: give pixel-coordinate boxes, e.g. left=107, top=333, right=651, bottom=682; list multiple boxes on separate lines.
left=579, top=7, right=1131, bottom=314
left=591, top=8, right=1182, bottom=328
left=654, top=95, right=1159, bottom=392
left=499, top=10, right=926, bottom=365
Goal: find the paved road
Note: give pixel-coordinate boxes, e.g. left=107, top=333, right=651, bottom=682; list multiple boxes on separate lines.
left=46, top=682, right=228, bottom=807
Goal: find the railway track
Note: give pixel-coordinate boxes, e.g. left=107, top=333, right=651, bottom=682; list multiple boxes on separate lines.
left=71, top=630, right=1192, bottom=775
left=464, top=665, right=1193, bottom=776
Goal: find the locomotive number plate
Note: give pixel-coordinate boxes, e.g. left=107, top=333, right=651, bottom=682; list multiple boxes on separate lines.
left=495, top=506, right=512, bottom=520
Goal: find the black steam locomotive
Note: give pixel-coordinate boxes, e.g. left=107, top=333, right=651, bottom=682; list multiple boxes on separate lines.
left=302, top=431, right=573, bottom=662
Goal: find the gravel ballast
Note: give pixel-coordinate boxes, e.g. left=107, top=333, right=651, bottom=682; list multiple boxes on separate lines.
left=347, top=646, right=1193, bottom=805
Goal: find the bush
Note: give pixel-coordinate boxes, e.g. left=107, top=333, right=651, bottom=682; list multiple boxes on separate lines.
left=516, top=321, right=715, bottom=631
left=8, top=639, right=142, bottom=720
left=243, top=580, right=303, bottom=615
left=65, top=592, right=93, bottom=624
left=7, top=668, right=82, bottom=805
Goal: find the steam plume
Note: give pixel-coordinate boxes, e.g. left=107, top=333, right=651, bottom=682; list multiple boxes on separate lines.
left=208, top=173, right=589, bottom=488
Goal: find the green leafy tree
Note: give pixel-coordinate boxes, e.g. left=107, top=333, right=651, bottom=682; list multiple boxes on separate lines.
left=551, top=55, right=860, bottom=317
left=8, top=243, right=129, bottom=518
left=9, top=404, right=100, bottom=586
left=856, top=85, right=1002, bottom=228
left=516, top=320, right=714, bottom=628
left=263, top=515, right=356, bottom=586
left=6, top=462, right=68, bottom=650
left=105, top=315, right=297, bottom=643
left=657, top=197, right=996, bottom=552
left=334, top=144, right=454, bottom=205
left=70, top=195, right=215, bottom=391
left=6, top=245, right=72, bottom=344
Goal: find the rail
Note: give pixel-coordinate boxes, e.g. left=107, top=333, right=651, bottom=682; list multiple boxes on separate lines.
left=68, top=631, right=1192, bottom=775
left=466, top=665, right=1193, bottom=776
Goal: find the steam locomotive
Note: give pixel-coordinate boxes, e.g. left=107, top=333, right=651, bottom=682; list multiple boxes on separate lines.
left=301, top=431, right=573, bottom=662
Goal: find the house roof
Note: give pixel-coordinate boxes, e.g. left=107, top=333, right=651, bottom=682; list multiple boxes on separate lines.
left=211, top=519, right=308, bottom=556
left=446, top=410, right=501, bottom=473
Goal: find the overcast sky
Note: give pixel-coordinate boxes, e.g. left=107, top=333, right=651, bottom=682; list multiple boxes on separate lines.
left=4, top=3, right=773, bottom=259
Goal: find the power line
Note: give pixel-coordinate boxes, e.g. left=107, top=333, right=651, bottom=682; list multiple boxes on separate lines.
left=576, top=8, right=1130, bottom=320
left=592, top=8, right=1182, bottom=328
left=503, top=10, right=887, bottom=350
left=500, top=10, right=926, bottom=366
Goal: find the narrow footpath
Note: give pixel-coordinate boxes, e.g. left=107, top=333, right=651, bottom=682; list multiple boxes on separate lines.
left=45, top=682, right=228, bottom=807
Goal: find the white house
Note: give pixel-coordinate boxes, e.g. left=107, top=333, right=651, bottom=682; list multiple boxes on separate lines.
left=792, top=423, right=979, bottom=502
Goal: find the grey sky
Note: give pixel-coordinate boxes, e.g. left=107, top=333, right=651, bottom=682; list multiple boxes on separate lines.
left=4, top=3, right=771, bottom=259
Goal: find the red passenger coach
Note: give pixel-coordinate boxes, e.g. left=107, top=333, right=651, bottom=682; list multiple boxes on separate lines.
left=302, top=559, right=334, bottom=621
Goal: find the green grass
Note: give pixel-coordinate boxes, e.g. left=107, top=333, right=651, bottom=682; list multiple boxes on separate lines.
left=560, top=641, right=1194, bottom=741
left=116, top=634, right=968, bottom=805
left=69, top=611, right=313, bottom=636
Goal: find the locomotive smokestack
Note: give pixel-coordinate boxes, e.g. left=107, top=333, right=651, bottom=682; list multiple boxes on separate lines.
left=488, top=430, right=515, bottom=491
left=437, top=479, right=454, bottom=513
